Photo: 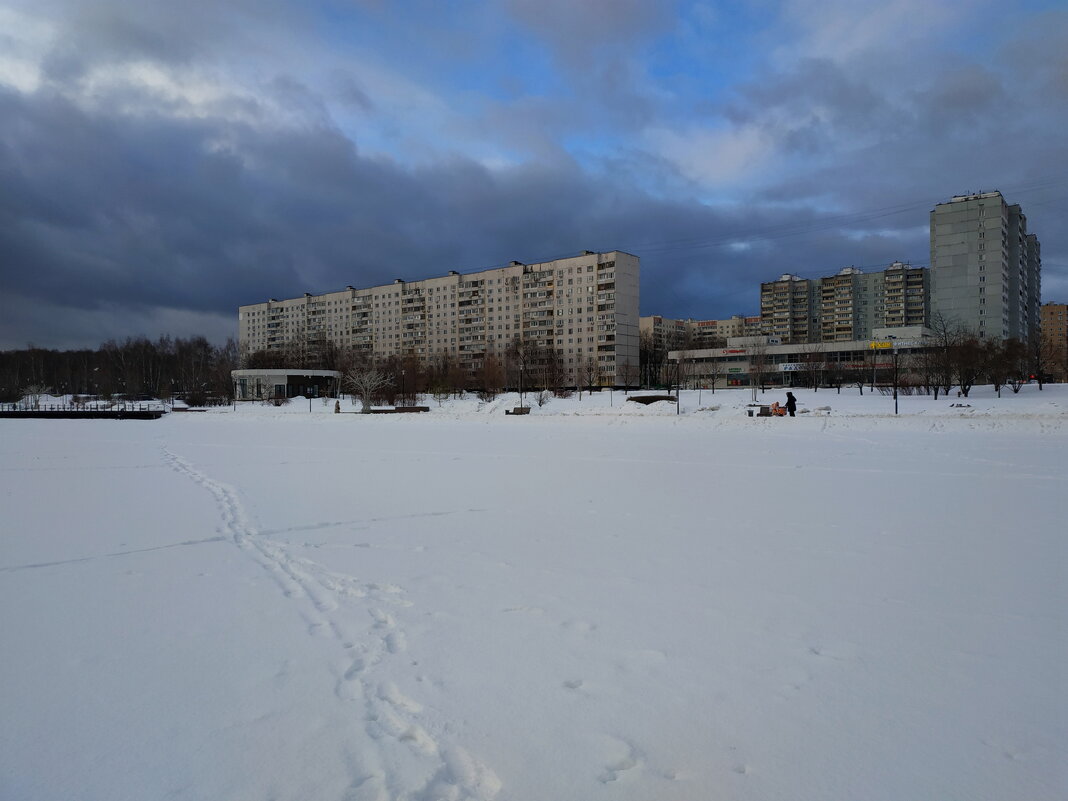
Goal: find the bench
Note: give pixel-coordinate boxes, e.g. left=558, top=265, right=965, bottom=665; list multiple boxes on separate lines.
left=626, top=395, right=676, bottom=405
left=369, top=406, right=430, bottom=414
left=505, top=406, right=531, bottom=415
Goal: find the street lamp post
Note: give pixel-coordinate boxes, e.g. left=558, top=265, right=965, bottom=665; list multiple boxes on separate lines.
left=893, top=347, right=899, bottom=415
left=887, top=336, right=899, bottom=415
left=675, top=361, right=681, bottom=416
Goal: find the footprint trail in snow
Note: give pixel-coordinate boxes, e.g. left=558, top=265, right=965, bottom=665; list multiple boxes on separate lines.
left=162, top=448, right=501, bottom=801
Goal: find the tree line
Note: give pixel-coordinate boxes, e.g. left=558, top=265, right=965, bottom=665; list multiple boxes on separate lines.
left=244, top=336, right=639, bottom=403
left=1, top=337, right=237, bottom=405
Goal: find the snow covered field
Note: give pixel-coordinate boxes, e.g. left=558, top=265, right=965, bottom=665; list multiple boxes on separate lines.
left=2, top=386, right=1065, bottom=801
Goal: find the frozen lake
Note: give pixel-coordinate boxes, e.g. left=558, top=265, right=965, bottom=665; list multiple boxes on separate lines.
left=2, top=388, right=1065, bottom=800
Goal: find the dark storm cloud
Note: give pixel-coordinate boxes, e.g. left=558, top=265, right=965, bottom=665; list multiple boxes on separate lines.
left=0, top=72, right=898, bottom=346
left=723, top=18, right=1068, bottom=293
left=0, top=66, right=1054, bottom=350
left=1, top=1, right=1066, bottom=349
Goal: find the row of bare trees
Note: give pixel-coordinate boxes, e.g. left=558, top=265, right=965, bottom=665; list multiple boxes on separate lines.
left=1, top=337, right=238, bottom=404
left=245, top=336, right=640, bottom=403
left=639, top=328, right=728, bottom=389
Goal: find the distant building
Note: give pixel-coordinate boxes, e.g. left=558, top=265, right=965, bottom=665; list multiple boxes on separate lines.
left=1040, top=302, right=1068, bottom=381
left=238, top=251, right=639, bottom=387
left=930, top=191, right=1041, bottom=341
left=231, top=369, right=340, bottom=401
left=639, top=315, right=694, bottom=351
left=759, top=264, right=927, bottom=345
left=667, top=335, right=932, bottom=389
left=818, top=262, right=929, bottom=342
left=639, top=314, right=762, bottom=350
left=760, top=274, right=819, bottom=344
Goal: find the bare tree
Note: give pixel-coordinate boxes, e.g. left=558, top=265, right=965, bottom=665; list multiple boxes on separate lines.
left=799, top=343, right=826, bottom=391
left=617, top=359, right=639, bottom=394
left=953, top=335, right=986, bottom=398
left=580, top=357, right=599, bottom=398
left=823, top=356, right=845, bottom=394
left=850, top=357, right=868, bottom=395
left=748, top=342, right=770, bottom=393
left=702, top=356, right=722, bottom=394
left=639, top=330, right=667, bottom=388
left=1028, top=331, right=1056, bottom=390
left=21, top=383, right=52, bottom=410
left=1007, top=338, right=1030, bottom=394
left=985, top=338, right=1016, bottom=397
left=928, top=312, right=959, bottom=397
left=541, top=349, right=566, bottom=395
left=476, top=353, right=505, bottom=400
left=430, top=382, right=451, bottom=406
left=914, top=346, right=938, bottom=397
left=343, top=365, right=392, bottom=413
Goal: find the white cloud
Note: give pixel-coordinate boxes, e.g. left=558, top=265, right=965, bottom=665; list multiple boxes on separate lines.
left=0, top=6, right=55, bottom=91
left=775, top=0, right=971, bottom=64
left=645, top=123, right=775, bottom=187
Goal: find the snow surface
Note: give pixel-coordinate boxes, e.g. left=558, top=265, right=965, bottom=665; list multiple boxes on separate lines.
left=2, top=386, right=1065, bottom=800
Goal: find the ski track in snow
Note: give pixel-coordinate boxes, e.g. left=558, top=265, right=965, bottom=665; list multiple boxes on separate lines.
left=161, top=448, right=501, bottom=801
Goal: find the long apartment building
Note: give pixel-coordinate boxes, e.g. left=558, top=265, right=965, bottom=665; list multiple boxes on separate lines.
left=761, top=262, right=929, bottom=345
left=930, top=191, right=1041, bottom=341
left=238, top=251, right=640, bottom=386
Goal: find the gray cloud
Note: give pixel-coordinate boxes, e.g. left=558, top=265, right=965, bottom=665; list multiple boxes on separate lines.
left=5, top=75, right=921, bottom=347
left=1, top=1, right=1065, bottom=350
left=30, top=0, right=299, bottom=79
left=504, top=0, right=674, bottom=62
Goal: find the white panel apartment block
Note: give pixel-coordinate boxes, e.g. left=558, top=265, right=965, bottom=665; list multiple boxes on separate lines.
left=238, top=251, right=639, bottom=386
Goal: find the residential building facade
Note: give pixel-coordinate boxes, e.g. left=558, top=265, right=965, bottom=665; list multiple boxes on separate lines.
left=760, top=274, right=819, bottom=344
left=819, top=262, right=929, bottom=342
left=639, top=315, right=694, bottom=351
left=930, top=191, right=1041, bottom=341
left=238, top=251, right=640, bottom=386
left=1040, top=302, right=1068, bottom=382
left=639, top=314, right=762, bottom=350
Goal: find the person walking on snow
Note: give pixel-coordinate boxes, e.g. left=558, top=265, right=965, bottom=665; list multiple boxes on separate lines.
left=785, top=391, right=797, bottom=417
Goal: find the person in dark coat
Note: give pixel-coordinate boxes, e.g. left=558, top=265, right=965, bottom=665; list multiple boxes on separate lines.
left=785, top=391, right=797, bottom=417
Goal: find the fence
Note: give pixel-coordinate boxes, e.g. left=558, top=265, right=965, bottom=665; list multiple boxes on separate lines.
left=0, top=402, right=168, bottom=420
left=2, top=401, right=169, bottom=413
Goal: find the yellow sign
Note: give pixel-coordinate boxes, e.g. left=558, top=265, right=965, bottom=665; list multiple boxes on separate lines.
left=869, top=341, right=893, bottom=350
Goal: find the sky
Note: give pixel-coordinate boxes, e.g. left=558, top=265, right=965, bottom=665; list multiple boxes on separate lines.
left=1, top=0, right=1066, bottom=350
